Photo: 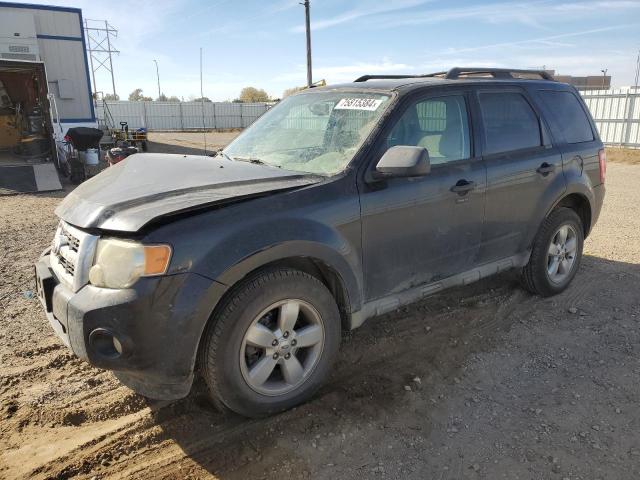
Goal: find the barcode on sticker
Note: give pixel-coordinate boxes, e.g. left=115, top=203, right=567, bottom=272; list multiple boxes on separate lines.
left=334, top=98, right=383, bottom=111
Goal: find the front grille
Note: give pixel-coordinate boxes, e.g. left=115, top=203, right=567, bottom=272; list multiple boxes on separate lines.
left=57, top=253, right=75, bottom=276
left=61, top=224, right=81, bottom=253
left=49, top=221, right=98, bottom=292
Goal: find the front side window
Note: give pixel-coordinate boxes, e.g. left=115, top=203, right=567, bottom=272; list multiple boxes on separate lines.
left=538, top=90, right=594, bottom=144
left=386, top=95, right=470, bottom=165
left=479, top=92, right=542, bottom=155
left=224, top=92, right=392, bottom=175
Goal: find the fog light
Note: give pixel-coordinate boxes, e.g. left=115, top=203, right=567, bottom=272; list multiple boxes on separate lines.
left=89, top=329, right=122, bottom=359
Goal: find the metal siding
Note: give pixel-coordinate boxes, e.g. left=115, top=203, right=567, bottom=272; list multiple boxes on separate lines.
left=39, top=38, right=91, bottom=119
left=99, top=101, right=270, bottom=130
left=580, top=89, right=640, bottom=148
left=2, top=6, right=81, bottom=36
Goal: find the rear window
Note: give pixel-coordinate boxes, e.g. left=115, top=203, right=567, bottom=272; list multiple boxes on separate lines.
left=479, top=92, right=542, bottom=155
left=538, top=90, right=594, bottom=144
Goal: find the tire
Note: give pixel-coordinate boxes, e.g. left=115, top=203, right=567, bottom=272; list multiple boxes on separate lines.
left=200, top=268, right=341, bottom=417
left=521, top=207, right=584, bottom=297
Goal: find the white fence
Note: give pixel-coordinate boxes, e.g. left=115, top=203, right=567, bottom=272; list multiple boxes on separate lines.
left=580, top=89, right=640, bottom=148
left=96, top=101, right=270, bottom=131
left=96, top=91, right=640, bottom=148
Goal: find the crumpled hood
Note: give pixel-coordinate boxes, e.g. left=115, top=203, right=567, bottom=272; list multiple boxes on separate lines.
left=56, top=153, right=320, bottom=232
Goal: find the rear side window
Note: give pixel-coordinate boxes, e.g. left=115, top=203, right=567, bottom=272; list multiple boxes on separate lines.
left=538, top=90, right=594, bottom=144
left=479, top=92, right=542, bottom=155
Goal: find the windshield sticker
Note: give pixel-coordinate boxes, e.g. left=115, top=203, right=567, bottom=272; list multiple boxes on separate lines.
left=334, top=98, right=383, bottom=111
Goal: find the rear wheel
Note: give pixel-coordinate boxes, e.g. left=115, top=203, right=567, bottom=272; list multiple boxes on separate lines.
left=521, top=207, right=584, bottom=297
left=200, top=268, right=341, bottom=417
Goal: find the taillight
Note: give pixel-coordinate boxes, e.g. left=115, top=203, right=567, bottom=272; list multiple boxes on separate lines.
left=598, top=149, right=606, bottom=184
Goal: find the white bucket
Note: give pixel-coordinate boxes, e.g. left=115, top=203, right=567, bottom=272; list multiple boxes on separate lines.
left=83, top=148, right=99, bottom=166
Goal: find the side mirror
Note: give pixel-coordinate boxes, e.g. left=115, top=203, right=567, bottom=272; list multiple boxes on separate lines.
left=373, top=145, right=430, bottom=179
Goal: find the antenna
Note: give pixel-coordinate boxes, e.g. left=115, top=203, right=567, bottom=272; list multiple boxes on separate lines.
left=200, top=47, right=207, bottom=156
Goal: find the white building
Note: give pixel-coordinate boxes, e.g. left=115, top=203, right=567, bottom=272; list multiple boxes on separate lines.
left=0, top=2, right=97, bottom=193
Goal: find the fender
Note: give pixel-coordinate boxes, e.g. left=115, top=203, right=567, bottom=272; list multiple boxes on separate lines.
left=215, top=240, right=363, bottom=314
left=524, top=168, right=596, bottom=251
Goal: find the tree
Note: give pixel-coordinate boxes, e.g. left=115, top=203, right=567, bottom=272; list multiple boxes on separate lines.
left=167, top=96, right=181, bottom=102
left=238, top=87, right=270, bottom=103
left=192, top=97, right=212, bottom=103
left=103, top=93, right=120, bottom=101
left=128, top=88, right=152, bottom=101
left=156, top=93, right=168, bottom=101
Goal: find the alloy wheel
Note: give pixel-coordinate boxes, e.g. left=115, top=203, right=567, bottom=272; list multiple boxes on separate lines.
left=239, top=299, right=325, bottom=396
left=547, top=224, right=578, bottom=284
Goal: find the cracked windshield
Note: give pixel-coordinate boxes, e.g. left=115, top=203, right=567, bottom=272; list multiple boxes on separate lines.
left=223, top=91, right=392, bottom=175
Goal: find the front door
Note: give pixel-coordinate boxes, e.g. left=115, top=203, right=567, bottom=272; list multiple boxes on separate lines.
left=359, top=91, right=486, bottom=301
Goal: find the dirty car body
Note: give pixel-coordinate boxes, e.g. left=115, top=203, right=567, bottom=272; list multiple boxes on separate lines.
left=35, top=69, right=605, bottom=414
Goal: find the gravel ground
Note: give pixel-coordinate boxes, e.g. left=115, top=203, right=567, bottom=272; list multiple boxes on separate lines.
left=1, top=142, right=639, bottom=480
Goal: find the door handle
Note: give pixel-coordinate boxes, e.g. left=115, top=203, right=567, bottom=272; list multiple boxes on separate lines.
left=450, top=179, right=476, bottom=195
left=536, top=162, right=556, bottom=176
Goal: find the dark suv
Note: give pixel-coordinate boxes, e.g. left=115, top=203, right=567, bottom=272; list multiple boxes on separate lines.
left=35, top=68, right=605, bottom=417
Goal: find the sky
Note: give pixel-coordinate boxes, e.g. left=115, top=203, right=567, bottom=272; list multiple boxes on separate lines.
left=13, top=0, right=640, bottom=100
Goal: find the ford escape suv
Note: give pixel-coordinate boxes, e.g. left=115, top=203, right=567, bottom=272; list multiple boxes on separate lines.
left=35, top=68, right=605, bottom=417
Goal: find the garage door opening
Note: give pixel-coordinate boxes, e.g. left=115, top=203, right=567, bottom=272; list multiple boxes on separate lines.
left=0, top=60, right=61, bottom=194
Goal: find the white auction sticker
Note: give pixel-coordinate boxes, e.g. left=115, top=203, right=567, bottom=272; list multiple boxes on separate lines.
left=334, top=98, right=383, bottom=111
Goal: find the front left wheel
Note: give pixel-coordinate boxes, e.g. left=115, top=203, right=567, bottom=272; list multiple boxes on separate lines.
left=200, top=268, right=341, bottom=417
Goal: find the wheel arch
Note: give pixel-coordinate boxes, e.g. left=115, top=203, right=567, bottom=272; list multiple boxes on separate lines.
left=548, top=191, right=593, bottom=237
left=193, top=242, right=362, bottom=372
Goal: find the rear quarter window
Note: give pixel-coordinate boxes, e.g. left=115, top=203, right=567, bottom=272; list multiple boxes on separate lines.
left=538, top=90, right=594, bottom=144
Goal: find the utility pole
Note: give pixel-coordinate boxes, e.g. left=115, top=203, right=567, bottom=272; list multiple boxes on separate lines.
left=84, top=19, right=119, bottom=97
left=153, top=60, right=161, bottom=99
left=601, top=68, right=608, bottom=89
left=302, top=0, right=312, bottom=87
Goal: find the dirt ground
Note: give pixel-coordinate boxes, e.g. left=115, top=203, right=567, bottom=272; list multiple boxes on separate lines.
left=1, top=139, right=640, bottom=480
left=146, top=131, right=240, bottom=156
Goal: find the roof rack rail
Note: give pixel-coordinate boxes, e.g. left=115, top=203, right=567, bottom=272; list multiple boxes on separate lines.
left=354, top=67, right=554, bottom=82
left=353, top=74, right=424, bottom=82
left=441, top=67, right=554, bottom=81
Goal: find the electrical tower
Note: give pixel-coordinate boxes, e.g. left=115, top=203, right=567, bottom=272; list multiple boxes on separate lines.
left=84, top=19, right=119, bottom=98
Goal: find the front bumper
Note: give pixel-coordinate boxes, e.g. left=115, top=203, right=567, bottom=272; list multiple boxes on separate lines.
left=35, top=253, right=226, bottom=400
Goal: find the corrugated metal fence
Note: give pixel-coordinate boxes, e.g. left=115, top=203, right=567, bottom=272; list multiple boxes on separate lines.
left=580, top=89, right=639, bottom=148
left=96, top=91, right=640, bottom=148
left=96, top=101, right=270, bottom=131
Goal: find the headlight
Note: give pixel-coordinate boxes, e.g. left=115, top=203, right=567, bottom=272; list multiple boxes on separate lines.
left=89, top=238, right=172, bottom=289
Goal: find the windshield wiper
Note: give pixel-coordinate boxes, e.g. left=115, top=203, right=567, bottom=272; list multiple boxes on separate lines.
left=233, top=156, right=269, bottom=166
left=214, top=149, right=233, bottom=162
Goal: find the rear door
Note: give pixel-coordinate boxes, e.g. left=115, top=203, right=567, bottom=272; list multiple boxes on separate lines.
left=535, top=88, right=602, bottom=188
left=473, top=87, right=565, bottom=264
left=358, top=88, right=486, bottom=301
